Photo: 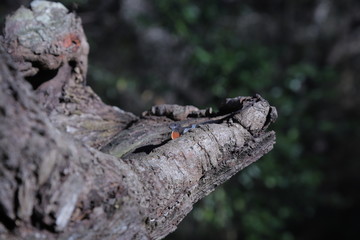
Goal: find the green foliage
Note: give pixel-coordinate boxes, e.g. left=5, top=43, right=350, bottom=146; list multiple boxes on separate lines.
left=152, top=1, right=353, bottom=240
left=155, top=0, right=276, bottom=99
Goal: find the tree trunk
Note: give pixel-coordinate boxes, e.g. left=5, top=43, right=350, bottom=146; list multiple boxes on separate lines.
left=0, top=1, right=277, bottom=239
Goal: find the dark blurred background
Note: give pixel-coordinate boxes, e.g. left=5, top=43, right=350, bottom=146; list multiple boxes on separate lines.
left=1, top=0, right=360, bottom=239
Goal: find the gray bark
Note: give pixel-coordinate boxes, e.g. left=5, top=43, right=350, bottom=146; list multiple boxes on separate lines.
left=0, top=1, right=277, bottom=239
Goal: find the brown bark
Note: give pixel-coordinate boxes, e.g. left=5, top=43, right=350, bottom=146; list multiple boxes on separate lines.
left=0, top=1, right=277, bottom=239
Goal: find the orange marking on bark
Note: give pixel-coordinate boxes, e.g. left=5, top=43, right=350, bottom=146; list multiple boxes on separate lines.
left=60, top=33, right=80, bottom=51
left=171, top=131, right=181, bottom=140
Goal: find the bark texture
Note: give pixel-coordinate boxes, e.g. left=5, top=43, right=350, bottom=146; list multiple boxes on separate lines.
left=0, top=1, right=277, bottom=239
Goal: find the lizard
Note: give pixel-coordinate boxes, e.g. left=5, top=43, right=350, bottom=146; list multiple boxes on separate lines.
left=168, top=109, right=243, bottom=140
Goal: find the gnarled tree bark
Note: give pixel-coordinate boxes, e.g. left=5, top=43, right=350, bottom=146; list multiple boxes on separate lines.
left=0, top=1, right=277, bottom=239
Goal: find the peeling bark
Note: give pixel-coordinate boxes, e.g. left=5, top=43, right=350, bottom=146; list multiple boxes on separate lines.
left=0, top=1, right=277, bottom=239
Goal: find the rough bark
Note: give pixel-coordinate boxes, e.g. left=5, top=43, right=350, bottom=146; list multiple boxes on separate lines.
left=0, top=1, right=277, bottom=239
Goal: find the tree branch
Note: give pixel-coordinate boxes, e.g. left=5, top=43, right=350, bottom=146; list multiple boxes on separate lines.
left=0, top=1, right=277, bottom=239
